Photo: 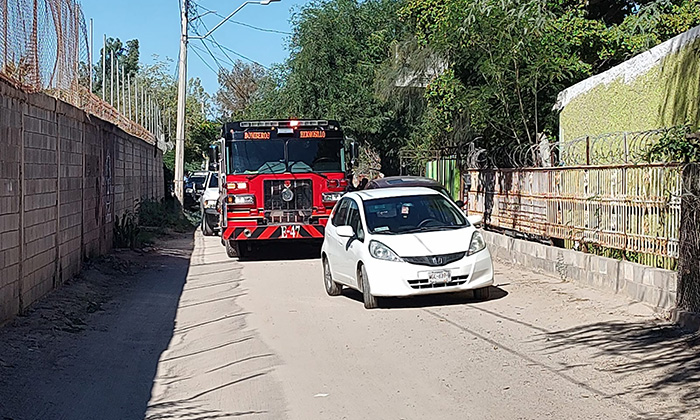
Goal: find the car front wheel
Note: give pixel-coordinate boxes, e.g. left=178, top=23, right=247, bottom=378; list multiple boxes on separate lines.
left=359, top=264, right=378, bottom=309
left=323, top=258, right=342, bottom=296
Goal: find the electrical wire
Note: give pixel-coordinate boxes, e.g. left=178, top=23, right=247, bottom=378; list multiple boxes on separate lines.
left=193, top=15, right=270, bottom=70
left=191, top=2, right=292, bottom=35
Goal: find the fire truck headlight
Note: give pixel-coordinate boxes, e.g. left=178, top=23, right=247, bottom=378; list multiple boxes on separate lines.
left=227, top=194, right=255, bottom=206
left=227, top=182, right=248, bottom=191
left=322, top=192, right=344, bottom=203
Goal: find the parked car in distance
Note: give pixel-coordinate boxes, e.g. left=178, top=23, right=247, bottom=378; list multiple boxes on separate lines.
left=321, top=187, right=493, bottom=309
left=365, top=176, right=464, bottom=207
left=185, top=171, right=209, bottom=210
left=200, top=172, right=220, bottom=236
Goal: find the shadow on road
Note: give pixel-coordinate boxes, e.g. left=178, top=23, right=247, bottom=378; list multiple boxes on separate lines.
left=341, top=285, right=508, bottom=309
left=541, top=320, right=700, bottom=420
left=0, top=234, right=194, bottom=420
left=238, top=240, right=322, bottom=262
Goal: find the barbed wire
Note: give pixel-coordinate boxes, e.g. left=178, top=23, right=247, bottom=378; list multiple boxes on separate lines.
left=400, top=127, right=690, bottom=171
left=0, top=0, right=166, bottom=148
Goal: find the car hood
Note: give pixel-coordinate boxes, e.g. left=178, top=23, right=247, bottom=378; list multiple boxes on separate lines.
left=370, top=227, right=475, bottom=257
left=201, top=188, right=219, bottom=201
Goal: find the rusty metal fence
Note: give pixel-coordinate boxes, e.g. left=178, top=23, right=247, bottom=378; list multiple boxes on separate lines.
left=465, top=164, right=683, bottom=264
left=0, top=0, right=162, bottom=146
left=0, top=0, right=87, bottom=92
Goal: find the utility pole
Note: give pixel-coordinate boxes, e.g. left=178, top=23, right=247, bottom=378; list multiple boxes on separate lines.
left=173, top=0, right=280, bottom=206
left=174, top=0, right=188, bottom=205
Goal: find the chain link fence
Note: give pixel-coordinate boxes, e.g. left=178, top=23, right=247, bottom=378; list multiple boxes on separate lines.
left=0, top=0, right=87, bottom=92
left=0, top=0, right=163, bottom=147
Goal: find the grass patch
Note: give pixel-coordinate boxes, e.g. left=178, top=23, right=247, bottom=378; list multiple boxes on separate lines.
left=114, top=197, right=198, bottom=249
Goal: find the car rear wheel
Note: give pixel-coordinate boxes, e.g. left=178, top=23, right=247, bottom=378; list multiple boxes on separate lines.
left=202, top=214, right=214, bottom=236
left=359, top=264, right=378, bottom=309
left=226, top=240, right=240, bottom=258
left=474, top=286, right=491, bottom=300
left=323, top=258, right=342, bottom=296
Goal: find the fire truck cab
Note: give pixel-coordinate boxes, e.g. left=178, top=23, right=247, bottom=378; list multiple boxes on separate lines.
left=218, top=119, right=354, bottom=258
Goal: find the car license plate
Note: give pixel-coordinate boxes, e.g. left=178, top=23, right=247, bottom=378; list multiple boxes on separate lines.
left=428, top=270, right=450, bottom=284
left=280, top=225, right=301, bottom=239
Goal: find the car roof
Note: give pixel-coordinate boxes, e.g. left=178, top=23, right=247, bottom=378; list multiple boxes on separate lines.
left=367, top=176, right=446, bottom=189
left=350, top=187, right=441, bottom=201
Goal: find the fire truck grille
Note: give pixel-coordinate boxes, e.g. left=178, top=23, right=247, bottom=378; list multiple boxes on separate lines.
left=263, top=179, right=313, bottom=213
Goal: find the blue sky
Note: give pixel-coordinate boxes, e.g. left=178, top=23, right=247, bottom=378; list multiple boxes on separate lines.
left=81, top=0, right=306, bottom=95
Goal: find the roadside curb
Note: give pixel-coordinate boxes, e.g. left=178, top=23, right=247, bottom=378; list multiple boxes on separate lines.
left=672, top=309, right=700, bottom=332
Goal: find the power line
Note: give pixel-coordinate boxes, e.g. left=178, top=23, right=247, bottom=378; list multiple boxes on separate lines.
left=192, top=15, right=270, bottom=70
left=190, top=44, right=221, bottom=76
left=191, top=2, right=292, bottom=35
left=206, top=36, right=270, bottom=70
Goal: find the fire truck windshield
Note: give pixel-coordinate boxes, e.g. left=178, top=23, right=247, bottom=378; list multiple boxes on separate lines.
left=227, top=139, right=343, bottom=174
left=287, top=139, right=342, bottom=173
left=228, top=140, right=286, bottom=174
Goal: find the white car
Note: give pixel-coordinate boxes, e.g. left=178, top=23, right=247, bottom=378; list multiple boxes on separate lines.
left=200, top=172, right=221, bottom=236
left=321, top=187, right=493, bottom=309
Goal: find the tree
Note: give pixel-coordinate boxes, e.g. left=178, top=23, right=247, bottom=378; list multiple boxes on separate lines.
left=398, top=0, right=700, bottom=165
left=93, top=38, right=140, bottom=98
left=216, top=60, right=267, bottom=120
left=139, top=58, right=215, bottom=171
left=248, top=0, right=415, bottom=173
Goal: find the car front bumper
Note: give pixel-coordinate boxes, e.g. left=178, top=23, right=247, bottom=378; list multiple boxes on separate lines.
left=364, top=248, right=494, bottom=297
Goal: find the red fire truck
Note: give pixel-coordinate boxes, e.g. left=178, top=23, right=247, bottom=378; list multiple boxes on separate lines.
left=217, top=119, right=355, bottom=258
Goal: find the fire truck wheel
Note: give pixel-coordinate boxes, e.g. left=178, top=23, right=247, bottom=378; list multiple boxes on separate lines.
left=323, top=257, right=342, bottom=296
left=226, top=240, right=240, bottom=258
left=202, top=217, right=214, bottom=236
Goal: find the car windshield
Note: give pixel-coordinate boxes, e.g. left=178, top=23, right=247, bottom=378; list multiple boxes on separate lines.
left=287, top=139, right=343, bottom=173
left=363, top=194, right=467, bottom=234
left=189, top=176, right=206, bottom=187
left=226, top=139, right=343, bottom=175
left=227, top=140, right=286, bottom=174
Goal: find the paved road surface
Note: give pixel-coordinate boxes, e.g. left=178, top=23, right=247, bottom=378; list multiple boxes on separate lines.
left=1, top=231, right=699, bottom=420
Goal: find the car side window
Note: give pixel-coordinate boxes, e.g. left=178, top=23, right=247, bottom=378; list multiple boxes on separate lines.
left=332, top=199, right=351, bottom=227
left=347, top=200, right=365, bottom=241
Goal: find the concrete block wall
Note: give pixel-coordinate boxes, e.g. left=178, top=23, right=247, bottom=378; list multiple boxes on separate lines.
left=0, top=78, right=164, bottom=325
left=483, top=230, right=677, bottom=310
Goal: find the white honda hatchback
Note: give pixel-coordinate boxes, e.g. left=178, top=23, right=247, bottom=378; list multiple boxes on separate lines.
left=321, top=187, right=494, bottom=309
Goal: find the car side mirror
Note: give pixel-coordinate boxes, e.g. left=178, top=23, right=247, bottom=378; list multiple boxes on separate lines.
left=467, top=215, right=483, bottom=227
left=348, top=139, right=358, bottom=167
left=336, top=225, right=355, bottom=238
left=455, top=200, right=465, bottom=208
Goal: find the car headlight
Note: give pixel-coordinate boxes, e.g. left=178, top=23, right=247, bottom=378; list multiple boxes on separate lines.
left=226, top=194, right=255, bottom=205
left=322, top=192, right=344, bottom=203
left=468, top=231, right=486, bottom=255
left=185, top=188, right=193, bottom=193
left=204, top=200, right=217, bottom=208
left=369, top=240, right=404, bottom=262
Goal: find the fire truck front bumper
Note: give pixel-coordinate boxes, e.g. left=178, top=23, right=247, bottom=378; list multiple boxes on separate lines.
left=222, top=224, right=326, bottom=241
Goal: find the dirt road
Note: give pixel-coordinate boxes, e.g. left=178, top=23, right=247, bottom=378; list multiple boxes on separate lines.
left=1, top=232, right=699, bottom=419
